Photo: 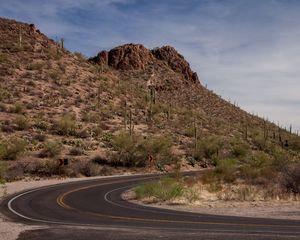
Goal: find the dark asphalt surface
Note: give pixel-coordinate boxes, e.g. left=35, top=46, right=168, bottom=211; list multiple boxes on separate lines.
left=2, top=172, right=300, bottom=239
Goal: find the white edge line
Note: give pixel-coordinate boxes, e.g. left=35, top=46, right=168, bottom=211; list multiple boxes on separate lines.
left=5, top=173, right=300, bottom=237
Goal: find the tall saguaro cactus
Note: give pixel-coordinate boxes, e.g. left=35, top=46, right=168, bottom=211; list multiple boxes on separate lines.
left=61, top=38, right=64, bottom=49
left=19, top=27, right=22, bottom=48
left=129, top=108, right=134, bottom=136
left=124, top=99, right=127, bottom=131
left=193, top=117, right=198, bottom=155
left=148, top=86, right=155, bottom=121
left=244, top=117, right=248, bottom=141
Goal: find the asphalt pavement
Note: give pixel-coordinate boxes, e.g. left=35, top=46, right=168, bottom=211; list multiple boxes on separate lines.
left=1, top=172, right=300, bottom=239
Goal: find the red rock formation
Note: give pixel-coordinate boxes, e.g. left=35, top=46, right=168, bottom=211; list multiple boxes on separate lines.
left=91, top=43, right=199, bottom=84
left=151, top=46, right=199, bottom=84
left=92, top=44, right=153, bottom=70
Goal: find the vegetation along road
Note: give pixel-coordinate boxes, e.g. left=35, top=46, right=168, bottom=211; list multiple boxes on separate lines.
left=1, top=172, right=300, bottom=240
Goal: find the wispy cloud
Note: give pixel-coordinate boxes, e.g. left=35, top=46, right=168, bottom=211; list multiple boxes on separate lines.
left=1, top=0, right=300, bottom=131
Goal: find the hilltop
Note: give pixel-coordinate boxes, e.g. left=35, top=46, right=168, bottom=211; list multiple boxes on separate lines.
left=0, top=17, right=299, bottom=181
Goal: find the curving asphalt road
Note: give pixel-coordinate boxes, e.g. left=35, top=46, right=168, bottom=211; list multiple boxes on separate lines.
left=2, top=172, right=300, bottom=240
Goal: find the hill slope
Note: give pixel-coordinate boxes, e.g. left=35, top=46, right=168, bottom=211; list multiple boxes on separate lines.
left=0, top=17, right=299, bottom=180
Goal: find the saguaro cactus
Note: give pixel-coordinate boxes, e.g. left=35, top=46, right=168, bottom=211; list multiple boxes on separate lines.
left=19, top=27, right=22, bottom=48
left=124, top=99, right=127, bottom=130
left=148, top=86, right=155, bottom=121
left=129, top=108, right=134, bottom=136
left=61, top=38, right=64, bottom=49
left=193, top=117, right=198, bottom=155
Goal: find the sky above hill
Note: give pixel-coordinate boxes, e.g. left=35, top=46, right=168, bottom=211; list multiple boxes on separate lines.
left=1, top=0, right=300, bottom=131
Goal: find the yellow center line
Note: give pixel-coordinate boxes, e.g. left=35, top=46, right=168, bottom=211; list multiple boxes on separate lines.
left=56, top=178, right=300, bottom=230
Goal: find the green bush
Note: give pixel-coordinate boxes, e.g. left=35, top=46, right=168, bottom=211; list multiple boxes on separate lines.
left=215, top=158, right=239, bottom=183
left=0, top=161, right=7, bottom=183
left=33, top=118, right=48, bottom=131
left=134, top=177, right=184, bottom=201
left=282, top=161, right=300, bottom=194
left=69, top=147, right=84, bottom=156
left=239, top=152, right=272, bottom=183
left=287, top=136, right=300, bottom=151
left=195, top=136, right=224, bottom=161
left=54, top=114, right=77, bottom=136
left=39, top=141, right=62, bottom=159
left=270, top=146, right=289, bottom=171
left=14, top=115, right=29, bottom=130
left=27, top=61, right=44, bottom=71
left=110, top=132, right=175, bottom=167
left=0, top=138, right=27, bottom=160
left=231, top=143, right=249, bottom=158
left=110, top=132, right=145, bottom=167
left=11, top=102, right=24, bottom=114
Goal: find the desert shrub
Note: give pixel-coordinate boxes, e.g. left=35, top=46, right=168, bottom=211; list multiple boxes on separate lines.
left=73, top=161, right=102, bottom=177
left=14, top=115, right=29, bottom=130
left=144, top=135, right=174, bottom=164
left=39, top=140, right=62, bottom=158
left=184, top=187, right=200, bottom=203
left=134, top=177, right=184, bottom=201
left=231, top=143, right=249, bottom=158
left=69, top=147, right=84, bottom=156
left=239, top=152, right=273, bottom=184
left=10, top=102, right=24, bottom=114
left=0, top=138, right=27, bottom=160
left=81, top=111, right=100, bottom=123
left=33, top=133, right=47, bottom=142
left=195, top=136, right=224, bottom=161
left=33, top=118, right=48, bottom=131
left=218, top=185, right=262, bottom=201
left=252, top=132, right=269, bottom=151
left=21, top=160, right=61, bottom=177
left=110, top=132, right=175, bottom=167
left=110, top=132, right=146, bottom=167
left=184, top=126, right=195, bottom=138
left=281, top=161, right=300, bottom=194
left=54, top=114, right=77, bottom=136
left=76, top=129, right=90, bottom=138
left=0, top=161, right=7, bottom=183
left=27, top=61, right=44, bottom=71
left=215, top=158, right=239, bottom=183
left=270, top=146, right=289, bottom=171
left=248, top=152, right=270, bottom=169
left=92, top=155, right=108, bottom=165
left=49, top=69, right=62, bottom=81
left=74, top=52, right=87, bottom=62
left=1, top=124, right=14, bottom=133
left=0, top=103, right=7, bottom=112
left=287, top=136, right=300, bottom=151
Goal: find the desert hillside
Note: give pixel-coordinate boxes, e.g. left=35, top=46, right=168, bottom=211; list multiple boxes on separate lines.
left=0, top=17, right=299, bottom=181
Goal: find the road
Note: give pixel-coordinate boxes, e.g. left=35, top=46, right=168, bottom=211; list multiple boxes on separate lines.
left=1, top=173, right=300, bottom=239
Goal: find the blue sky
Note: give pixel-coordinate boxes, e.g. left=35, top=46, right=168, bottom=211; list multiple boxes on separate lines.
left=1, top=0, right=300, bottom=131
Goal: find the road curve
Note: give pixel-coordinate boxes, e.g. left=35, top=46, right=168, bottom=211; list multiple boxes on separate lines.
left=2, top=172, right=300, bottom=240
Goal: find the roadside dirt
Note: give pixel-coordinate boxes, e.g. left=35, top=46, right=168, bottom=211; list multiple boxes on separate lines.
left=123, top=190, right=300, bottom=220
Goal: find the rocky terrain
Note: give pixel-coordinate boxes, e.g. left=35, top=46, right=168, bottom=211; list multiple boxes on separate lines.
left=0, top=17, right=299, bottom=181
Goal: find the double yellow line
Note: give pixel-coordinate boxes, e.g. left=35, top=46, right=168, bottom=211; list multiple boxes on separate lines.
left=56, top=178, right=300, bottom=231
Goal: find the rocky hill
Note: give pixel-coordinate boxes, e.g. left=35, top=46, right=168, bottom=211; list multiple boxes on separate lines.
left=0, top=17, right=299, bottom=180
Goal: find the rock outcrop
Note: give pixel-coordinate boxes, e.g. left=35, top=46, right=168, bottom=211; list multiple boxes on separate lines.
left=91, top=44, right=153, bottom=70
left=91, top=43, right=199, bottom=84
left=151, top=46, right=199, bottom=84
